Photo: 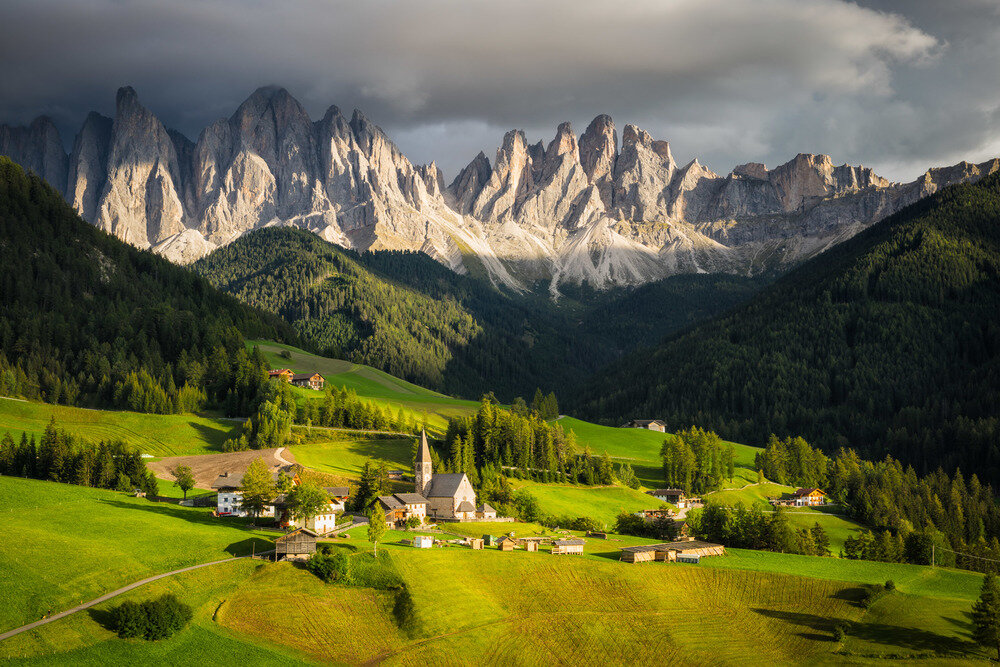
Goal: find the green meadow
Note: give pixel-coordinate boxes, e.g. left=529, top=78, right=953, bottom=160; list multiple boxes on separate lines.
left=0, top=398, right=239, bottom=457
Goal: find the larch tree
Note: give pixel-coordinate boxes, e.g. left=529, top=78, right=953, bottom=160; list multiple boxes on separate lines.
left=367, top=503, right=386, bottom=557
left=240, top=458, right=276, bottom=525
left=972, top=573, right=1000, bottom=660
left=288, top=482, right=329, bottom=526
left=171, top=465, right=195, bottom=500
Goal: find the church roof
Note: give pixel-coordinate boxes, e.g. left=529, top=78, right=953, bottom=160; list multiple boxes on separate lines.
left=457, top=500, right=476, bottom=512
left=416, top=430, right=432, bottom=465
left=426, top=473, right=469, bottom=498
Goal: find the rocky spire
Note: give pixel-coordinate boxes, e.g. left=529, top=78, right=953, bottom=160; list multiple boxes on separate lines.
left=579, top=114, right=617, bottom=207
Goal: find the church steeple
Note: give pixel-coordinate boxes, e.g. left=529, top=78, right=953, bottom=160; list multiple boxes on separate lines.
left=415, top=430, right=433, bottom=497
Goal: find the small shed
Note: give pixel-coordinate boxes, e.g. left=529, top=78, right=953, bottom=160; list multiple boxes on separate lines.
left=483, top=534, right=498, bottom=547
left=414, top=535, right=434, bottom=549
left=620, top=545, right=657, bottom=563
left=497, top=536, right=517, bottom=551
left=551, top=539, right=585, bottom=555
left=677, top=553, right=701, bottom=564
left=469, top=538, right=484, bottom=550
left=524, top=541, right=538, bottom=552
left=275, top=528, right=317, bottom=560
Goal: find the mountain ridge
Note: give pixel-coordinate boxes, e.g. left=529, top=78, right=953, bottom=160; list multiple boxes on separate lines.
left=2, top=85, right=997, bottom=291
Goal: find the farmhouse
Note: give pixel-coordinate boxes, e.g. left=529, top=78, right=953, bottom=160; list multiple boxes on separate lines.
left=294, top=486, right=350, bottom=534
left=291, top=372, right=325, bottom=390
left=213, top=470, right=290, bottom=518
left=551, top=539, right=585, bottom=555
left=377, top=492, right=428, bottom=527
left=268, top=368, right=294, bottom=382
left=621, top=419, right=667, bottom=432
left=648, top=489, right=700, bottom=508
left=619, top=540, right=725, bottom=563
left=792, top=488, right=827, bottom=506
left=275, top=528, right=317, bottom=560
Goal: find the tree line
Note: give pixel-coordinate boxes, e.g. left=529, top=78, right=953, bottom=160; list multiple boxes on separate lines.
left=0, top=418, right=158, bottom=496
left=660, top=426, right=736, bottom=494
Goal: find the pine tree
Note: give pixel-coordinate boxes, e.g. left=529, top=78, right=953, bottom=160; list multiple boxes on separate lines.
left=972, top=573, right=1000, bottom=660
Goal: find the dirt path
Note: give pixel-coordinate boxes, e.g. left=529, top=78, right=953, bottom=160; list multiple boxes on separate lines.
left=0, top=553, right=272, bottom=643
left=147, top=448, right=297, bottom=489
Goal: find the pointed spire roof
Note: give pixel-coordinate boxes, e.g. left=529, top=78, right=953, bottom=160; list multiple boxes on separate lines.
left=416, top=430, right=432, bottom=464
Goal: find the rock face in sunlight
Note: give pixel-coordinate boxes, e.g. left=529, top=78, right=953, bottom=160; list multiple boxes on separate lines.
left=3, top=86, right=998, bottom=288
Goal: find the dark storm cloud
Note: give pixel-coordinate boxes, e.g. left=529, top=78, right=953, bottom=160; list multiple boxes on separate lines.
left=0, top=0, right=997, bottom=181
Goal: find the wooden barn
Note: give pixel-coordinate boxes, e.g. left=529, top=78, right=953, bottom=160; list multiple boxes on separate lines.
left=551, top=539, right=585, bottom=555
left=468, top=538, right=484, bottom=550
left=620, top=545, right=657, bottom=563
left=275, top=528, right=317, bottom=560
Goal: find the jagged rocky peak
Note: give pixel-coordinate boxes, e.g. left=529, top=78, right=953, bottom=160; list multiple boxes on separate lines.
left=579, top=115, right=617, bottom=180
left=0, top=115, right=68, bottom=195
left=68, top=111, right=113, bottom=221
left=449, top=150, right=492, bottom=212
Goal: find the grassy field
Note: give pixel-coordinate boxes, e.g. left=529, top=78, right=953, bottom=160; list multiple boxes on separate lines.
left=1, top=475, right=988, bottom=664
left=250, top=340, right=480, bottom=435
left=0, top=398, right=240, bottom=458
left=289, top=435, right=415, bottom=479
left=510, top=481, right=657, bottom=527
left=0, top=476, right=276, bottom=633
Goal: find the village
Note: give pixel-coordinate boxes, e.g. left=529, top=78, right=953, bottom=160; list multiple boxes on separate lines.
left=201, top=411, right=733, bottom=565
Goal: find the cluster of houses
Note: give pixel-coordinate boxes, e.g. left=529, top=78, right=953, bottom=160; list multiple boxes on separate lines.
left=211, top=468, right=349, bottom=534
left=376, top=432, right=509, bottom=527
left=268, top=368, right=326, bottom=391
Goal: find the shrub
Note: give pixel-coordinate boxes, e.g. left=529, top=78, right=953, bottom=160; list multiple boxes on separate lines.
left=109, top=594, right=192, bottom=640
left=884, top=580, right=896, bottom=591
left=833, top=623, right=847, bottom=641
left=306, top=550, right=351, bottom=584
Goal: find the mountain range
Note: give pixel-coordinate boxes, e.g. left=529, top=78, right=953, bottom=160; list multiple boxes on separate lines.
left=3, top=85, right=997, bottom=292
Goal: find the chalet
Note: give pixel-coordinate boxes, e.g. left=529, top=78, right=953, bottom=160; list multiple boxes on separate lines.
left=792, top=488, right=827, bottom=506
left=414, top=535, right=434, bottom=549
left=291, top=372, right=325, bottom=390
left=648, top=489, right=698, bottom=508
left=275, top=528, right=317, bottom=560
left=268, top=368, right=294, bottom=382
left=621, top=419, right=667, bottom=433
left=551, top=539, right=585, bottom=555
left=619, top=540, right=725, bottom=563
left=497, top=536, right=517, bottom=551
left=414, top=431, right=480, bottom=520
left=638, top=509, right=675, bottom=520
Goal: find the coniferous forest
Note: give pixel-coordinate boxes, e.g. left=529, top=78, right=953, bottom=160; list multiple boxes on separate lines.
left=575, top=173, right=1000, bottom=483
left=192, top=226, right=758, bottom=400
left=0, top=158, right=296, bottom=414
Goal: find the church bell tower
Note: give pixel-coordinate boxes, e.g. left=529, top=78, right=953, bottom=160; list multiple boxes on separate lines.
left=415, top=430, right=433, bottom=497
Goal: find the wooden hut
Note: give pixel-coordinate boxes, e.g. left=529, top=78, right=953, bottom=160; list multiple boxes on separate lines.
left=620, top=545, right=657, bottom=563
left=275, top=528, right=317, bottom=560
left=469, top=538, right=484, bottom=550
left=551, top=538, right=585, bottom=555
left=524, top=541, right=538, bottom=552
left=497, top=536, right=517, bottom=551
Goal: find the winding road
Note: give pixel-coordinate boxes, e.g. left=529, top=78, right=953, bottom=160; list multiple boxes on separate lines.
left=0, top=553, right=272, bottom=643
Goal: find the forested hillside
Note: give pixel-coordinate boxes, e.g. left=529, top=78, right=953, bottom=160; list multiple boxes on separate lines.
left=574, top=172, right=1000, bottom=482
left=0, top=157, right=295, bottom=414
left=193, top=227, right=758, bottom=400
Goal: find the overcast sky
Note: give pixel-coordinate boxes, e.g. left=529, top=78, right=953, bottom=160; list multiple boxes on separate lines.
left=1, top=0, right=998, bottom=182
